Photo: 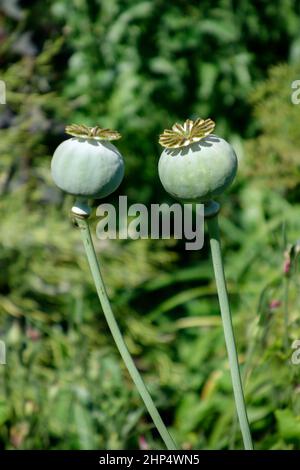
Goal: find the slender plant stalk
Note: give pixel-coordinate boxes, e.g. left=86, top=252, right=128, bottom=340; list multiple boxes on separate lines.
left=206, top=215, right=253, bottom=450
left=282, top=222, right=290, bottom=350
left=283, top=275, right=290, bottom=350
left=74, top=214, right=177, bottom=450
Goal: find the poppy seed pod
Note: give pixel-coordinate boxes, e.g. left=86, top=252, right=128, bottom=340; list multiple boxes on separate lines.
left=158, top=118, right=237, bottom=202
left=51, top=124, right=124, bottom=199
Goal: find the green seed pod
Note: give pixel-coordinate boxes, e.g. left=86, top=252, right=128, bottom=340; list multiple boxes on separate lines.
left=158, top=118, right=237, bottom=202
left=51, top=124, right=124, bottom=199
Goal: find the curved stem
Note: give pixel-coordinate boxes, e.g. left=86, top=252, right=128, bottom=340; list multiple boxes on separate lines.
left=206, top=215, right=253, bottom=450
left=74, top=215, right=177, bottom=450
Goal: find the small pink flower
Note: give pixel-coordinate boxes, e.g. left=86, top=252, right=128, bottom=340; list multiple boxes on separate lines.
left=283, top=248, right=291, bottom=274
left=269, top=300, right=281, bottom=310
left=138, top=435, right=149, bottom=450
left=10, top=422, right=29, bottom=448
left=283, top=258, right=291, bottom=274
left=26, top=327, right=41, bottom=341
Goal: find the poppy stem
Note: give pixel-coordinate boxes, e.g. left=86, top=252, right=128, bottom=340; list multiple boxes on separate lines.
left=206, top=210, right=253, bottom=450
left=72, top=201, right=177, bottom=450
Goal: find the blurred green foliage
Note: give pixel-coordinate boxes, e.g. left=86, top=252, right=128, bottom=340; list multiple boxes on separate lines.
left=245, top=63, right=300, bottom=196
left=0, top=0, right=300, bottom=450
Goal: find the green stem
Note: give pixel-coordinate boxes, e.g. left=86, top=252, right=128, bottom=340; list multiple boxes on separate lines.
left=206, top=215, right=253, bottom=450
left=74, top=214, right=177, bottom=450
left=283, top=275, right=290, bottom=350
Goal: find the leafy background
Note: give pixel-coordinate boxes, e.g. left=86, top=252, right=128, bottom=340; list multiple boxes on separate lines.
left=0, top=0, right=300, bottom=449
